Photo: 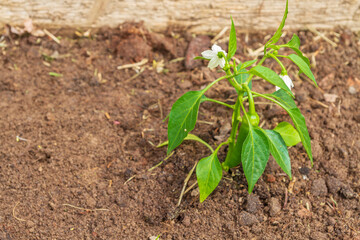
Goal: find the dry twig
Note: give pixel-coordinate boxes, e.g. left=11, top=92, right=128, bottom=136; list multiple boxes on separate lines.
left=309, top=98, right=329, bottom=108
left=283, top=188, right=289, bottom=209
left=124, top=151, right=175, bottom=184
left=307, top=26, right=337, bottom=48
left=177, top=161, right=198, bottom=207
left=43, top=29, right=60, bottom=44
left=62, top=203, right=109, bottom=212
left=13, top=202, right=26, bottom=222
left=184, top=181, right=198, bottom=195
left=117, top=58, right=148, bottom=70
left=123, top=67, right=146, bottom=83
left=211, top=26, right=229, bottom=44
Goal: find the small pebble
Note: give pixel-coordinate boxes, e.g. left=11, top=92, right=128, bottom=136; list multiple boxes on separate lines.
left=326, top=176, right=343, bottom=194
left=324, top=93, right=338, bottom=103
left=299, top=166, right=310, bottom=176
left=246, top=194, right=262, bottom=213
left=269, top=197, right=281, bottom=216
left=166, top=174, right=174, bottom=182
left=182, top=215, right=191, bottom=227
left=48, top=202, right=56, bottom=210
left=340, top=186, right=355, bottom=199
left=191, top=188, right=199, bottom=197
left=265, top=174, right=276, bottom=183
left=311, top=178, right=328, bottom=197
left=238, top=211, right=258, bottom=226
left=176, top=79, right=193, bottom=90
left=348, top=86, right=357, bottom=95
left=106, top=187, right=114, bottom=195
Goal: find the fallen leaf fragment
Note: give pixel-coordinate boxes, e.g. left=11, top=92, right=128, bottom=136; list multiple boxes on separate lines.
left=288, top=176, right=296, bottom=194
left=324, top=93, right=338, bottom=103
left=49, top=72, right=63, bottom=77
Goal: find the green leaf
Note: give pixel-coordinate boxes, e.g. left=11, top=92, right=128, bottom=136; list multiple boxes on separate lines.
left=242, top=127, right=270, bottom=193
left=287, top=34, right=300, bottom=49
left=288, top=54, right=317, bottom=86
left=227, top=17, right=237, bottom=60
left=234, top=65, right=251, bottom=96
left=273, top=121, right=301, bottom=147
left=286, top=108, right=313, bottom=165
left=194, top=56, right=208, bottom=60
left=270, top=89, right=297, bottom=109
left=264, top=129, right=292, bottom=179
left=224, top=120, right=249, bottom=169
left=157, top=133, right=214, bottom=152
left=196, top=152, right=223, bottom=202
left=266, top=0, right=288, bottom=46
left=167, top=91, right=203, bottom=154
left=284, top=35, right=311, bottom=68
left=239, top=59, right=257, bottom=69
left=250, top=66, right=294, bottom=97
left=288, top=47, right=311, bottom=68
left=267, top=45, right=280, bottom=50
left=265, top=93, right=313, bottom=165
left=234, top=66, right=249, bottom=85
left=49, top=72, right=63, bottom=77
left=199, top=94, right=208, bottom=103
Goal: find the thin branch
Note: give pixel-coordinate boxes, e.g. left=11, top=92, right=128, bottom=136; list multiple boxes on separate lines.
left=177, top=161, right=198, bottom=207
left=13, top=202, right=26, bottom=222
left=62, top=203, right=109, bottom=212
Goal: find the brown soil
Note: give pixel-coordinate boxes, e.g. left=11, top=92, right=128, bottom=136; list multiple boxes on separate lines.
left=1, top=23, right=359, bottom=240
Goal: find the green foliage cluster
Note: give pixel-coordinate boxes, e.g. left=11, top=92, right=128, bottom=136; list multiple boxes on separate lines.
left=161, top=0, right=317, bottom=202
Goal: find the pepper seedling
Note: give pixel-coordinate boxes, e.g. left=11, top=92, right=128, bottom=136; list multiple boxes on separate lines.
left=160, top=0, right=317, bottom=202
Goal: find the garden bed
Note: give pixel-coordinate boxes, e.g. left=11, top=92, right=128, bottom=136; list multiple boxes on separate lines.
left=0, top=23, right=359, bottom=239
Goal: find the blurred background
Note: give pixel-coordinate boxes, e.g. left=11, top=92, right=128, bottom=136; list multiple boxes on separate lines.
left=1, top=0, right=359, bottom=32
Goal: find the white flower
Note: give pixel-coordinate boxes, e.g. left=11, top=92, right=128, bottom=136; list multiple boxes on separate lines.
left=201, top=44, right=227, bottom=69
left=276, top=74, right=294, bottom=91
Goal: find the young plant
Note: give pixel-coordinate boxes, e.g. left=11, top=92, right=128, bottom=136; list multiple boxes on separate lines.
left=163, top=0, right=317, bottom=202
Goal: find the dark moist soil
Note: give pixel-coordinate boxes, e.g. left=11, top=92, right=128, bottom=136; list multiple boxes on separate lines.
left=0, top=23, right=359, bottom=239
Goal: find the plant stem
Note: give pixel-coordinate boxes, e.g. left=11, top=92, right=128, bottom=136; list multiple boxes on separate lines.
left=242, top=95, right=261, bottom=102
left=214, top=140, right=230, bottom=154
left=204, top=98, right=234, bottom=109
left=250, top=91, right=286, bottom=109
left=243, top=84, right=255, bottom=114
left=202, top=72, right=243, bottom=94
left=223, top=94, right=243, bottom=168
left=239, top=100, right=251, bottom=125
left=269, top=53, right=286, bottom=73
left=244, top=54, right=268, bottom=85
left=225, top=68, right=242, bottom=92
left=221, top=56, right=242, bottom=92
left=230, top=96, right=241, bottom=142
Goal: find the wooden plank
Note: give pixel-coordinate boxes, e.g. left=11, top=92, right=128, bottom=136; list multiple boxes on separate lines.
left=0, top=0, right=359, bottom=31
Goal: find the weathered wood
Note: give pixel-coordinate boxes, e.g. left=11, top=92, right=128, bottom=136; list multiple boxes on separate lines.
left=0, top=0, right=359, bottom=31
